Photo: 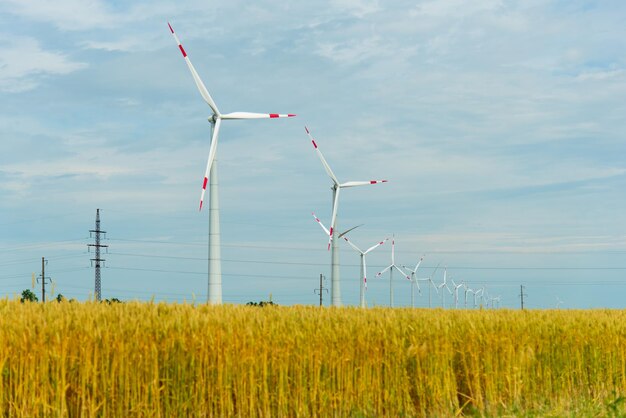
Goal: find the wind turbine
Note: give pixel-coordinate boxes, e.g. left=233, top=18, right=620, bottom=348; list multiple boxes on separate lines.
left=306, top=127, right=387, bottom=306
left=464, top=286, right=474, bottom=309
left=418, top=262, right=440, bottom=308
left=555, top=296, right=563, bottom=309
left=312, top=213, right=378, bottom=307
left=477, top=287, right=486, bottom=308
left=451, top=279, right=464, bottom=309
left=437, top=267, right=452, bottom=308
left=403, top=256, right=425, bottom=308
left=168, top=23, right=295, bottom=304
left=376, top=237, right=410, bottom=308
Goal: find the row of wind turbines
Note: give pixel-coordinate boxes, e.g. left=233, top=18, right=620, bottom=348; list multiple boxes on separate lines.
left=313, top=212, right=499, bottom=309
left=168, top=22, right=500, bottom=308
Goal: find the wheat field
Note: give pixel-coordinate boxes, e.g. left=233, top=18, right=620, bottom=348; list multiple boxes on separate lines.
left=1, top=300, right=626, bottom=416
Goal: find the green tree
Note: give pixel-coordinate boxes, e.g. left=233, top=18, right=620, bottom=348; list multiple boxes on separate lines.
left=20, top=289, right=38, bottom=303
left=55, top=294, right=66, bottom=302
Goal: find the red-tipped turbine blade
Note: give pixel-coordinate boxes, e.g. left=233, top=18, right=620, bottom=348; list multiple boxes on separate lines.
left=199, top=118, right=222, bottom=210
left=305, top=127, right=339, bottom=185
left=221, top=112, right=296, bottom=119
left=168, top=22, right=220, bottom=116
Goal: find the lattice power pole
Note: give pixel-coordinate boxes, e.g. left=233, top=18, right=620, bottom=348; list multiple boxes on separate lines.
left=88, top=209, right=108, bottom=301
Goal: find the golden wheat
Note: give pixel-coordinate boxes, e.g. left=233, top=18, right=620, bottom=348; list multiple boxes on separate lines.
left=1, top=300, right=626, bottom=416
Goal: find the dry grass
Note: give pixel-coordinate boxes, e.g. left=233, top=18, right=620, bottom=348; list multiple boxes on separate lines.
left=1, top=300, right=626, bottom=416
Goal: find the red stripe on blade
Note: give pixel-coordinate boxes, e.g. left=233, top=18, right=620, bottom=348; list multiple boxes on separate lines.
left=179, top=45, right=187, bottom=57
left=288, top=114, right=296, bottom=117
left=269, top=114, right=279, bottom=118
left=312, top=140, right=317, bottom=149
left=305, top=126, right=310, bottom=134
left=168, top=22, right=174, bottom=33
left=202, top=177, right=208, bottom=189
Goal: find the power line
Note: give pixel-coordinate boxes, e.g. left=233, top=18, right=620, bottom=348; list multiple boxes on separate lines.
left=104, top=237, right=626, bottom=255
left=107, top=251, right=626, bottom=270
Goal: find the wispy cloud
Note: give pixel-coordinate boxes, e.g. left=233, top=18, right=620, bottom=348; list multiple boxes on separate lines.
left=0, top=37, right=87, bottom=92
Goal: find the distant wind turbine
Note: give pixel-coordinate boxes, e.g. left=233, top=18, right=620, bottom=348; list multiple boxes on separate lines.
left=376, top=237, right=410, bottom=307
left=312, top=213, right=380, bottom=308
left=451, top=279, right=464, bottom=309
left=437, top=267, right=452, bottom=308
left=403, top=255, right=425, bottom=308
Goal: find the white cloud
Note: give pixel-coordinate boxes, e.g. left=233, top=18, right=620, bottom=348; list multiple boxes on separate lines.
left=0, top=37, right=87, bottom=92
left=2, top=0, right=117, bottom=30
left=330, top=0, right=381, bottom=17
left=316, top=36, right=384, bottom=65
left=576, top=68, right=624, bottom=82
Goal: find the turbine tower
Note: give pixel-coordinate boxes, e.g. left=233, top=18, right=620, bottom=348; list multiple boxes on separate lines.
left=168, top=23, right=295, bottom=303
left=306, top=127, right=387, bottom=306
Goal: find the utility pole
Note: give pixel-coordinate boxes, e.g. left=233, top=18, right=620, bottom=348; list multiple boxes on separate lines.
left=88, top=209, right=108, bottom=301
left=314, top=274, right=328, bottom=306
left=38, top=257, right=52, bottom=302
left=519, top=285, right=527, bottom=310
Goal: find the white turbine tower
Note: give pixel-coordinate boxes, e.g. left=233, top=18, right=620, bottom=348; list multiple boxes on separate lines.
left=306, top=127, right=387, bottom=306
left=169, top=23, right=295, bottom=304
left=463, top=284, right=473, bottom=309
left=376, top=237, right=410, bottom=308
left=403, top=256, right=425, bottom=308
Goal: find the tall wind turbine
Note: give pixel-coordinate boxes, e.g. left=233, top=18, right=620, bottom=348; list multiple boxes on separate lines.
left=306, top=127, right=387, bottom=306
left=376, top=237, right=410, bottom=307
left=168, top=23, right=295, bottom=304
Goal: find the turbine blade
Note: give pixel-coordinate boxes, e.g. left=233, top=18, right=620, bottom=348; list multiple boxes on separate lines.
left=343, top=237, right=363, bottom=253
left=340, top=180, right=388, bottom=188
left=394, top=264, right=411, bottom=280
left=305, top=127, right=339, bottom=185
left=312, top=212, right=330, bottom=236
left=221, top=112, right=296, bottom=119
left=376, top=265, right=392, bottom=277
left=431, top=280, right=439, bottom=294
left=199, top=118, right=221, bottom=210
left=338, top=224, right=362, bottom=238
left=414, top=256, right=424, bottom=272
left=168, top=22, right=220, bottom=116
left=327, top=187, right=340, bottom=250
left=364, top=237, right=389, bottom=254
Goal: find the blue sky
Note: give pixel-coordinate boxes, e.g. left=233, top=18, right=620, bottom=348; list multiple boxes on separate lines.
left=1, top=0, right=625, bottom=308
